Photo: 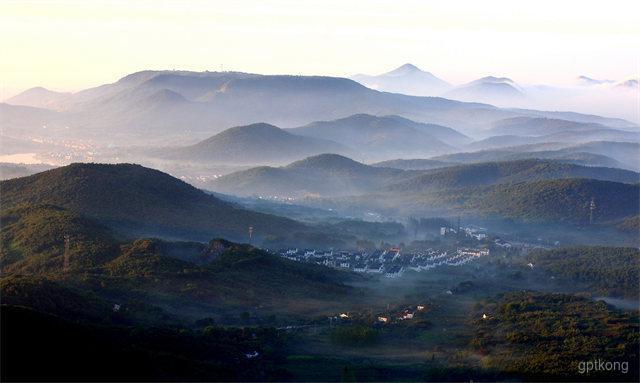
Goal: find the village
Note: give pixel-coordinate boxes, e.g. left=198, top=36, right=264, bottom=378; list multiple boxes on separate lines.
left=273, top=245, right=490, bottom=278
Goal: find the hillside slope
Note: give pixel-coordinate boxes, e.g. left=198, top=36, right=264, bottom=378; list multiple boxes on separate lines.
left=0, top=163, right=311, bottom=243
left=210, top=154, right=407, bottom=197
left=385, top=160, right=640, bottom=192
left=290, top=114, right=471, bottom=155
left=0, top=205, right=119, bottom=274
left=159, top=123, right=352, bottom=164
left=464, top=178, right=639, bottom=223
left=430, top=143, right=634, bottom=170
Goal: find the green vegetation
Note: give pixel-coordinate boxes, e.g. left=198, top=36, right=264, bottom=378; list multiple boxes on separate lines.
left=0, top=163, right=346, bottom=246
left=161, top=122, right=352, bottom=164
left=1, top=161, right=638, bottom=381
left=387, top=159, right=639, bottom=192
left=0, top=204, right=118, bottom=274
left=618, top=215, right=639, bottom=234
left=213, top=156, right=639, bottom=228
left=464, top=178, right=639, bottom=223
left=528, top=246, right=640, bottom=298
left=0, top=205, right=357, bottom=317
left=321, top=219, right=405, bottom=241
left=472, top=292, right=639, bottom=381
left=330, top=325, right=380, bottom=347
left=212, top=153, right=404, bottom=198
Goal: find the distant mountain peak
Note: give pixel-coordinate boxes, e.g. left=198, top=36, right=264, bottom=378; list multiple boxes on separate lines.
left=615, top=78, right=639, bottom=90
left=473, top=76, right=515, bottom=84
left=444, top=75, right=525, bottom=105
left=350, top=64, right=450, bottom=96
left=161, top=122, right=352, bottom=165
left=5, top=86, right=71, bottom=110
left=223, top=122, right=281, bottom=134
left=577, top=75, right=615, bottom=86
left=386, top=63, right=422, bottom=75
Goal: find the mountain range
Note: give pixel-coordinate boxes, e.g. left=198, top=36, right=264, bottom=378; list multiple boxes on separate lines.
left=288, top=114, right=470, bottom=158
left=484, top=117, right=629, bottom=137
left=383, top=159, right=640, bottom=192
left=145, top=114, right=472, bottom=164
left=3, top=69, right=635, bottom=147
left=431, top=141, right=640, bottom=171
left=210, top=154, right=639, bottom=226
left=349, top=65, right=639, bottom=123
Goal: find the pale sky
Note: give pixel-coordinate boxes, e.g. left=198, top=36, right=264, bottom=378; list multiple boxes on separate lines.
left=1, top=0, right=639, bottom=98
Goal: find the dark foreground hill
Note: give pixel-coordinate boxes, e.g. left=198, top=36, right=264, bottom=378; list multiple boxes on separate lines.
left=0, top=204, right=357, bottom=314
left=0, top=205, right=119, bottom=274
left=1, top=305, right=290, bottom=381
left=0, top=163, right=319, bottom=244
left=0, top=232, right=359, bottom=381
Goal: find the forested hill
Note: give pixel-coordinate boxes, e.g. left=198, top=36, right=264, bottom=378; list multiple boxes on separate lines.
left=463, top=178, right=639, bottom=223
left=159, top=122, right=352, bottom=164
left=211, top=154, right=405, bottom=197
left=385, top=159, right=640, bottom=192
left=0, top=163, right=312, bottom=243
left=527, top=246, right=640, bottom=298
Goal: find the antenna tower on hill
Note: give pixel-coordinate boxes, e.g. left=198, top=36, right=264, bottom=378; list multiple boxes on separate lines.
left=589, top=197, right=596, bottom=224
left=63, top=235, right=70, bottom=272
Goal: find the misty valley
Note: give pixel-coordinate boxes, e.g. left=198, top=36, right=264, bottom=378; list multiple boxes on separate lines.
left=1, top=65, right=639, bottom=382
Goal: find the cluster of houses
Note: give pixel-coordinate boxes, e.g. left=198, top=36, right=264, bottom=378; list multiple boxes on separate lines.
left=275, top=246, right=490, bottom=278
left=330, top=304, right=428, bottom=326
left=377, top=304, right=427, bottom=324
left=440, top=225, right=487, bottom=241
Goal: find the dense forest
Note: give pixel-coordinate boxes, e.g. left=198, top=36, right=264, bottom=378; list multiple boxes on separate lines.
left=472, top=292, right=639, bottom=381
left=528, top=246, right=640, bottom=298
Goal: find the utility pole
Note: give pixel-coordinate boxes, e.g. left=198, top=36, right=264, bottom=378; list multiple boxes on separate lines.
left=63, top=235, right=70, bottom=272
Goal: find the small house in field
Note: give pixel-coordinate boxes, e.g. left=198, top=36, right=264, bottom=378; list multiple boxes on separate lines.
left=401, top=312, right=414, bottom=320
